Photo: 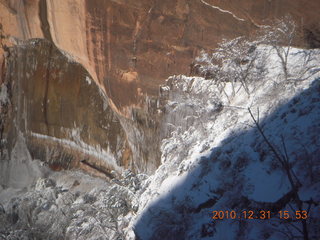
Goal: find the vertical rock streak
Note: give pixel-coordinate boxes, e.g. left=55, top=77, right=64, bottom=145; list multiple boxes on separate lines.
left=39, top=0, right=53, bottom=42
left=42, top=44, right=52, bottom=135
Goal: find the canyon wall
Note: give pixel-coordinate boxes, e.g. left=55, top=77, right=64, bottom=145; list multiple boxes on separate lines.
left=1, top=0, right=320, bottom=175
left=1, top=39, right=132, bottom=175
left=2, top=0, right=319, bottom=110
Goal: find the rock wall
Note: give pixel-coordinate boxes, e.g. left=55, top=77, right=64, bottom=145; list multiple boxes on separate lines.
left=1, top=39, right=136, bottom=175
left=1, top=0, right=319, bottom=110
left=1, top=0, right=320, bottom=175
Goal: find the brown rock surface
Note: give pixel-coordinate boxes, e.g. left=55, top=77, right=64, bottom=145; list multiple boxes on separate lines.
left=0, top=37, right=161, bottom=174
left=2, top=39, right=132, bottom=174
left=1, top=0, right=319, bottom=110
left=1, top=0, right=320, bottom=175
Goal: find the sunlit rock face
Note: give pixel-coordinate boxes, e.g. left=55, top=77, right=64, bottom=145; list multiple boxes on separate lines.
left=0, top=37, right=162, bottom=174
left=2, top=39, right=135, bottom=175
left=0, top=0, right=320, bottom=175
left=2, top=0, right=319, bottom=110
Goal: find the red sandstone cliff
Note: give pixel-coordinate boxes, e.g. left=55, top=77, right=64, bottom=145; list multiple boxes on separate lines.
left=0, top=0, right=320, bottom=174
left=2, top=0, right=319, bottom=110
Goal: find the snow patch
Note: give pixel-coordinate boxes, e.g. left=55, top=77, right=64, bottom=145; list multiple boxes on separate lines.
left=0, top=133, right=44, bottom=189
left=130, top=45, right=320, bottom=239
left=200, top=0, right=245, bottom=22
left=30, top=131, right=122, bottom=172
left=85, top=76, right=92, bottom=85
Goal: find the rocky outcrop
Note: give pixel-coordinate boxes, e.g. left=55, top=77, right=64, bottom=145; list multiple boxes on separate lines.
left=1, top=39, right=161, bottom=176
left=1, top=0, right=320, bottom=110
left=1, top=0, right=320, bottom=176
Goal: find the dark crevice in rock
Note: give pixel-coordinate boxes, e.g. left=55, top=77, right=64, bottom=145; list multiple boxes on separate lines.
left=193, top=198, right=218, bottom=213
left=39, top=0, right=53, bottom=42
left=43, top=44, right=52, bottom=135
left=305, top=27, right=320, bottom=48
left=80, top=159, right=115, bottom=179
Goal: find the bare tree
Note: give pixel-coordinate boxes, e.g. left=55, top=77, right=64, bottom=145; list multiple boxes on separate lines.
left=248, top=107, right=320, bottom=240
left=194, top=15, right=320, bottom=101
left=257, top=16, right=320, bottom=84
left=258, top=16, right=297, bottom=80
left=195, top=36, right=267, bottom=99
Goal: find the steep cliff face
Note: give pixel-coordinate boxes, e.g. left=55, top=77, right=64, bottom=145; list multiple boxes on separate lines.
left=1, top=2, right=320, bottom=239
left=1, top=39, right=132, bottom=175
left=1, top=0, right=320, bottom=176
left=2, top=0, right=319, bottom=110
left=0, top=37, right=162, bottom=175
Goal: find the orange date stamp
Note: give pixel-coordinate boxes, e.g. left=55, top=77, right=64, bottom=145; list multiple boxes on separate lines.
left=211, top=210, right=308, bottom=220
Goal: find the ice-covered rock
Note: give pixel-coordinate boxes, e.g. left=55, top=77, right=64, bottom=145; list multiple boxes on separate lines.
left=130, top=44, right=320, bottom=239
left=0, top=133, right=44, bottom=189
left=1, top=39, right=320, bottom=240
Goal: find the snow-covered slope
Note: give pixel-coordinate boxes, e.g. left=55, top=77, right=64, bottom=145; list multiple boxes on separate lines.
left=0, top=42, right=319, bottom=239
left=130, top=45, right=320, bottom=239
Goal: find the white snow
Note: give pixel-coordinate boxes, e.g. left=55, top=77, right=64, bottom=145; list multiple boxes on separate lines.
left=30, top=131, right=122, bottom=172
left=0, top=132, right=44, bottom=189
left=200, top=0, right=245, bottom=22
left=1, top=36, right=320, bottom=239
left=244, top=162, right=290, bottom=202
left=129, top=44, right=320, bottom=239
left=86, top=76, right=92, bottom=85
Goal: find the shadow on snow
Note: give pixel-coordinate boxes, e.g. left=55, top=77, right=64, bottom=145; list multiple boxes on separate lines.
left=134, top=79, right=320, bottom=240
